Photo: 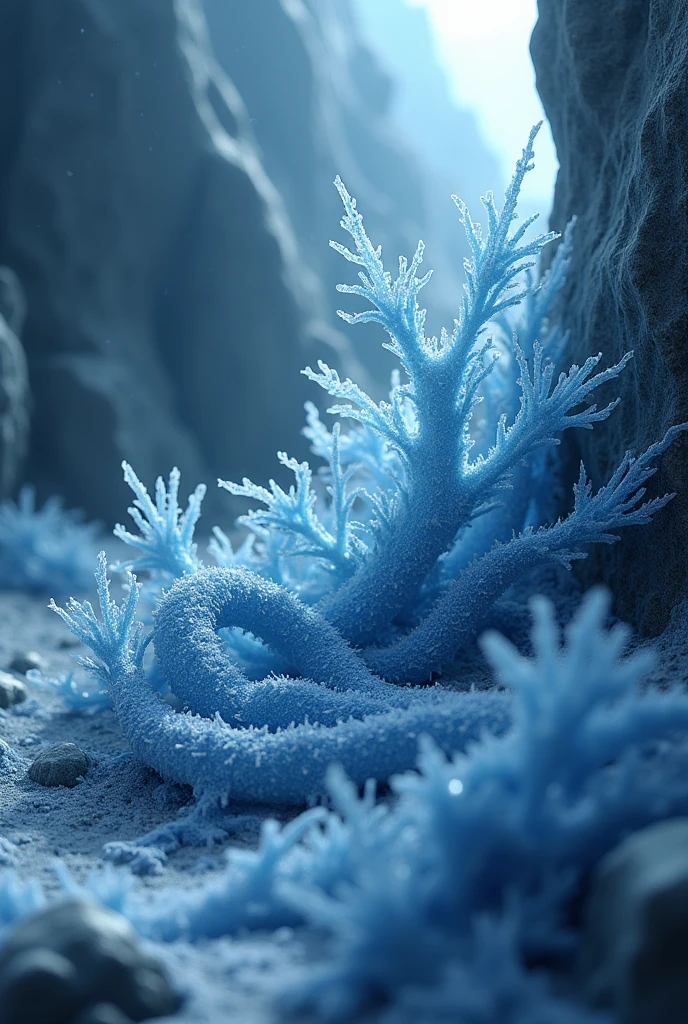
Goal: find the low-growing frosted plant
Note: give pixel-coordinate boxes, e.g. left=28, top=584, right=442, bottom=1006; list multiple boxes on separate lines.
left=0, top=486, right=99, bottom=594
left=52, top=125, right=686, bottom=804
left=25, top=668, right=111, bottom=714
left=19, top=589, right=688, bottom=1020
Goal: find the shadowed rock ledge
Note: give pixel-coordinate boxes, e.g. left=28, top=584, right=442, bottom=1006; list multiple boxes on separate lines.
left=0, top=0, right=319, bottom=522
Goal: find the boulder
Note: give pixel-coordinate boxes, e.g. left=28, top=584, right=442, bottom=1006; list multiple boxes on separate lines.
left=0, top=899, right=181, bottom=1023
left=0, top=670, right=27, bottom=709
left=0, top=0, right=318, bottom=523
left=581, top=818, right=688, bottom=1024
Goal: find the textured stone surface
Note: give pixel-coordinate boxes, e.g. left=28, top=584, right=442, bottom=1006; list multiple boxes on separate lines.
left=0, top=267, right=29, bottom=498
left=0, top=0, right=317, bottom=522
left=0, top=670, right=27, bottom=709
left=581, top=818, right=688, bottom=1024
left=0, top=899, right=181, bottom=1024
left=531, top=0, right=688, bottom=633
left=28, top=742, right=89, bottom=788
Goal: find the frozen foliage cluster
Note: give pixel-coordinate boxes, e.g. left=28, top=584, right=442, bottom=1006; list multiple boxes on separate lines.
left=52, top=125, right=687, bottom=807
left=0, top=126, right=687, bottom=1022
left=25, top=668, right=111, bottom=714
left=6, top=590, right=688, bottom=1021
left=0, top=487, right=99, bottom=594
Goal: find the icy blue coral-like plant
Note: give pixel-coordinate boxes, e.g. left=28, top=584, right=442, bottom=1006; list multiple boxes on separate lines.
left=29, top=589, right=688, bottom=1020
left=0, top=487, right=99, bottom=594
left=52, top=125, right=687, bottom=805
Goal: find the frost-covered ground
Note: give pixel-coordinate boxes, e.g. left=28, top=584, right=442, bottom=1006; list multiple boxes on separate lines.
left=0, top=573, right=505, bottom=1023
left=0, top=586, right=321, bottom=1023
left=3, top=562, right=688, bottom=1022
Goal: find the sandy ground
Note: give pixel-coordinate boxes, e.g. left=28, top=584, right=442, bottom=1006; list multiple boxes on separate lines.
left=0, top=588, right=316, bottom=1023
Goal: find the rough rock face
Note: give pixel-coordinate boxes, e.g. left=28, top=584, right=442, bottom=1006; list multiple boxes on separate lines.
left=0, top=267, right=29, bottom=498
left=531, top=0, right=688, bottom=633
left=28, top=742, right=90, bottom=788
left=0, top=0, right=317, bottom=523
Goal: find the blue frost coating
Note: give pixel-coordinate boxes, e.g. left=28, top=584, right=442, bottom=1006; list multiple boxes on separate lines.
left=277, top=591, right=688, bottom=1017
left=362, top=423, right=685, bottom=683
left=53, top=129, right=688, bottom=807
left=110, top=128, right=687, bottom=690
left=52, top=555, right=511, bottom=805
left=434, top=222, right=574, bottom=587
left=42, top=590, right=688, bottom=1020
left=0, top=487, right=99, bottom=594
left=220, top=126, right=682, bottom=656
left=153, top=567, right=446, bottom=727
left=113, top=462, right=204, bottom=578
left=307, top=126, right=629, bottom=645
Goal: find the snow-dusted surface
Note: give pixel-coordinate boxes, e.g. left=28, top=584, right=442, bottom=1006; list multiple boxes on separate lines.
left=0, top=588, right=316, bottom=1023
left=4, top=570, right=685, bottom=1023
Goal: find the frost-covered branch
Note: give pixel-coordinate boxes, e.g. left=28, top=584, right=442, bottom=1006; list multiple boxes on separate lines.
left=50, top=552, right=147, bottom=683
left=114, top=462, right=204, bottom=578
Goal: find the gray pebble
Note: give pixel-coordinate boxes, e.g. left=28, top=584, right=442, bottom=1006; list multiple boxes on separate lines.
left=0, top=947, right=80, bottom=1024
left=0, top=899, right=182, bottom=1023
left=581, top=817, right=688, bottom=1023
left=0, top=670, right=27, bottom=709
left=28, top=742, right=89, bottom=788
left=8, top=650, right=47, bottom=675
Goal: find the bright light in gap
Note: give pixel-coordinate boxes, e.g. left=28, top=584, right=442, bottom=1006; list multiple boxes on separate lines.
left=406, top=0, right=557, bottom=211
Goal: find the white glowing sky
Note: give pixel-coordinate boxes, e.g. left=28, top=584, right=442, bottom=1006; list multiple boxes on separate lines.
left=406, top=0, right=557, bottom=208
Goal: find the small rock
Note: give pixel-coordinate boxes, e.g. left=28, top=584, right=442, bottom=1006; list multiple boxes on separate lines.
left=58, top=635, right=80, bottom=650
left=8, top=650, right=47, bottom=675
left=0, top=671, right=27, bottom=709
left=581, top=818, right=688, bottom=1024
left=28, top=743, right=89, bottom=788
left=72, top=1004, right=134, bottom=1024
left=0, top=948, right=80, bottom=1024
left=0, top=899, right=182, bottom=1024
left=17, top=734, right=41, bottom=747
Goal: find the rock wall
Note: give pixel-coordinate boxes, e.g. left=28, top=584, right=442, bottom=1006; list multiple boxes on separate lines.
left=531, top=0, right=688, bottom=633
left=0, top=0, right=320, bottom=523
left=0, top=268, right=29, bottom=498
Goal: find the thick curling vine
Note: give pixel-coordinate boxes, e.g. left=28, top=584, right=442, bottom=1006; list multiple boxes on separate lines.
left=52, top=554, right=512, bottom=805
